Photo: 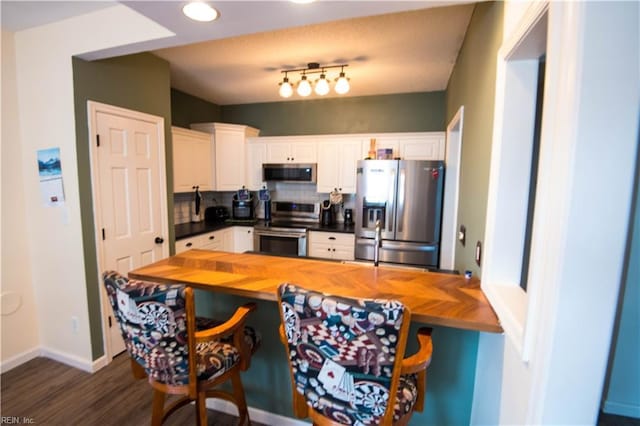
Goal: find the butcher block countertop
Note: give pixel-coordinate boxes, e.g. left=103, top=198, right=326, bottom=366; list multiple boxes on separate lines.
left=128, top=250, right=502, bottom=333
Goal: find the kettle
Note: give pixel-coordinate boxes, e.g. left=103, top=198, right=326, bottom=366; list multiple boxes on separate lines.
left=321, top=200, right=335, bottom=226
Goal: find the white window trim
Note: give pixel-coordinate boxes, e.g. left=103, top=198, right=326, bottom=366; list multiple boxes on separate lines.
left=482, top=1, right=549, bottom=362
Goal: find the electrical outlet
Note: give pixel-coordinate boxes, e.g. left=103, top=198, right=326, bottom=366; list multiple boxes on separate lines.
left=475, top=241, right=482, bottom=266
left=458, top=225, right=466, bottom=246
left=71, top=316, right=79, bottom=334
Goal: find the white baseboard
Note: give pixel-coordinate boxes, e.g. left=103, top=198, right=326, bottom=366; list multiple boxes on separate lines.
left=0, top=347, right=40, bottom=373
left=1, top=346, right=108, bottom=374
left=40, top=347, right=95, bottom=373
left=206, top=399, right=307, bottom=426
left=603, top=400, right=640, bottom=419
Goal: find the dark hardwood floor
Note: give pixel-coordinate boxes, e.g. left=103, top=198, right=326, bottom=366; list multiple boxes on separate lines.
left=1, top=354, right=268, bottom=426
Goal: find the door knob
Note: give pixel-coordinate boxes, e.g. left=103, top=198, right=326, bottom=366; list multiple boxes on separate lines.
left=155, top=237, right=164, bottom=244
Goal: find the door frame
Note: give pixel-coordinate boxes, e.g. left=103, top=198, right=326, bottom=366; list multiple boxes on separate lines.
left=87, top=100, right=169, bottom=362
left=441, top=106, right=464, bottom=271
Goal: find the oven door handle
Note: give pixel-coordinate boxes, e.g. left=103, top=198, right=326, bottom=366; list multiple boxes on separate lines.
left=255, top=230, right=306, bottom=238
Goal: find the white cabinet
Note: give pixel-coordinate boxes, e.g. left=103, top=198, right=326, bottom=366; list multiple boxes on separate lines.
left=317, top=139, right=361, bottom=194
left=246, top=139, right=267, bottom=190
left=171, top=127, right=214, bottom=193
left=400, top=134, right=445, bottom=160
left=308, top=231, right=355, bottom=261
left=362, top=132, right=445, bottom=161
left=266, top=139, right=317, bottom=163
left=200, top=229, right=228, bottom=251
left=175, top=234, right=203, bottom=254
left=190, top=122, right=260, bottom=191
left=175, top=228, right=233, bottom=254
left=233, top=226, right=254, bottom=253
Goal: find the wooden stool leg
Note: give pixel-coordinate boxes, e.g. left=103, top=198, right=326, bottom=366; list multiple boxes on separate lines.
left=196, top=391, right=208, bottom=426
left=151, top=389, right=165, bottom=426
left=231, top=370, right=249, bottom=425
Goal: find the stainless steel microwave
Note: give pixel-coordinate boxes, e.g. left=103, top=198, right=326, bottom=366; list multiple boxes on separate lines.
left=262, top=163, right=317, bottom=183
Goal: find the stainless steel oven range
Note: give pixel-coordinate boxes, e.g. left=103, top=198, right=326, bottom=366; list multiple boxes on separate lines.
left=253, top=201, right=320, bottom=257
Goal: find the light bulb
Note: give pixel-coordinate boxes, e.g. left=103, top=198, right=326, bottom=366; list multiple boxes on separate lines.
left=182, top=2, right=219, bottom=22
left=335, top=72, right=350, bottom=94
left=315, top=74, right=330, bottom=95
left=279, top=77, right=293, bottom=98
left=297, top=75, right=312, bottom=97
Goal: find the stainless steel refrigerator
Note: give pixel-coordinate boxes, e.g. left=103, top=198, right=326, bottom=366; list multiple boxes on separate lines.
left=355, top=159, right=444, bottom=268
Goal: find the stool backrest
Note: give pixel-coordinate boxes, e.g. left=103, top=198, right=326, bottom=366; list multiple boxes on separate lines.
left=103, top=271, right=190, bottom=386
left=278, top=283, right=411, bottom=425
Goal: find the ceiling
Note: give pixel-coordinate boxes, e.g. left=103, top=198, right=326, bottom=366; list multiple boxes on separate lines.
left=1, top=1, right=476, bottom=106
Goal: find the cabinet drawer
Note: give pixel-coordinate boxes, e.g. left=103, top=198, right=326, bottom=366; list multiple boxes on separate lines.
left=175, top=235, right=203, bottom=254
left=309, top=232, right=354, bottom=246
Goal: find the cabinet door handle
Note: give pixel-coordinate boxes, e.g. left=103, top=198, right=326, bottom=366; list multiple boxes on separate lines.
left=327, top=248, right=331, bottom=252
left=328, top=237, right=336, bottom=240
left=209, top=236, right=215, bottom=240
left=186, top=242, right=193, bottom=247
left=154, top=237, right=164, bottom=244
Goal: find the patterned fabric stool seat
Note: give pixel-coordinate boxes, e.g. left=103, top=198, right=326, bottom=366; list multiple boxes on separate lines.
left=103, top=271, right=258, bottom=425
left=277, top=283, right=433, bottom=426
left=195, top=316, right=262, bottom=355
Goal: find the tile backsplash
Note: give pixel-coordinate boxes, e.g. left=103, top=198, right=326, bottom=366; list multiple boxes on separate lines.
left=174, top=183, right=355, bottom=224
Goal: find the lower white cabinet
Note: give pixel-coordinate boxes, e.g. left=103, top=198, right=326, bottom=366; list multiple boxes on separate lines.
left=233, top=226, right=254, bottom=253
left=175, top=234, right=204, bottom=254
left=175, top=226, right=253, bottom=254
left=308, top=231, right=355, bottom=261
left=176, top=228, right=231, bottom=254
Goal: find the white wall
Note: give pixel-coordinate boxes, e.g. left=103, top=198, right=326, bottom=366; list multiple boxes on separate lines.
left=1, top=30, right=40, bottom=370
left=3, top=5, right=172, bottom=370
left=472, top=1, right=639, bottom=424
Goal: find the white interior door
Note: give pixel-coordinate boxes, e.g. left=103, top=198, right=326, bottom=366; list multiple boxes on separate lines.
left=89, top=102, right=168, bottom=360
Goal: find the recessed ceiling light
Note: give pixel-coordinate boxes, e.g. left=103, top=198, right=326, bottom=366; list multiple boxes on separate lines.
left=183, top=2, right=219, bottom=22
left=290, top=0, right=316, bottom=4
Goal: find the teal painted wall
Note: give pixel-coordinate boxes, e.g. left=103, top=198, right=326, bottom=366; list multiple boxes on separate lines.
left=221, top=92, right=446, bottom=136
left=604, top=152, right=640, bottom=417
left=445, top=2, right=504, bottom=277
left=195, top=291, right=479, bottom=425
left=72, top=53, right=173, bottom=359
left=171, top=88, right=222, bottom=128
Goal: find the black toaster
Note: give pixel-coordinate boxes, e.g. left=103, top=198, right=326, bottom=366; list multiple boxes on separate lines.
left=205, top=206, right=229, bottom=223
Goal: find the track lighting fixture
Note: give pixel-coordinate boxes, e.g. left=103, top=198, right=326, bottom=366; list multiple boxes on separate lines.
left=278, top=62, right=350, bottom=98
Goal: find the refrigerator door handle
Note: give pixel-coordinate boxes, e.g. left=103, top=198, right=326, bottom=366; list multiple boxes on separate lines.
left=397, top=168, right=406, bottom=233
left=380, top=241, right=437, bottom=252
left=387, top=167, right=395, bottom=233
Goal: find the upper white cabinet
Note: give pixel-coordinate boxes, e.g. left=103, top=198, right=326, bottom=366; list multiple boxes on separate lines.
left=365, top=133, right=445, bottom=160
left=246, top=138, right=267, bottom=190
left=171, top=126, right=215, bottom=193
left=264, top=138, right=317, bottom=163
left=316, top=138, right=362, bottom=194
left=190, top=122, right=260, bottom=191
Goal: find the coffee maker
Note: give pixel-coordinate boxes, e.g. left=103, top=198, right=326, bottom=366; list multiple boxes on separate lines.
left=344, top=208, right=354, bottom=225
left=232, top=187, right=255, bottom=220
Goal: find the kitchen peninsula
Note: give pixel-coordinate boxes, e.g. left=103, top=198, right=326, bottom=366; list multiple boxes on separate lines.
left=129, top=249, right=501, bottom=333
left=128, top=249, right=500, bottom=424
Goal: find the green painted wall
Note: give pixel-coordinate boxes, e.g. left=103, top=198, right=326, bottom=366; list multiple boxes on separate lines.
left=221, top=92, right=446, bottom=136
left=171, top=88, right=221, bottom=128
left=72, top=53, right=173, bottom=360
left=445, top=2, right=504, bottom=277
